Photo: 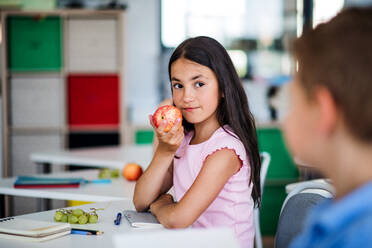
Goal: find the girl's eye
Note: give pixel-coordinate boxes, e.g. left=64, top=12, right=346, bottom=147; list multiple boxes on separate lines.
left=173, top=83, right=183, bottom=89
left=195, top=82, right=204, bottom=88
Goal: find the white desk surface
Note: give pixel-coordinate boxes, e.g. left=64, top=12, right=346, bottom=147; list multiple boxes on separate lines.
left=0, top=170, right=135, bottom=202
left=30, top=144, right=153, bottom=169
left=0, top=200, right=238, bottom=248
left=0, top=200, right=146, bottom=248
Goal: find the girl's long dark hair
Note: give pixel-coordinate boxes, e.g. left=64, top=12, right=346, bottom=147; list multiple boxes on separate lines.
left=168, top=36, right=261, bottom=207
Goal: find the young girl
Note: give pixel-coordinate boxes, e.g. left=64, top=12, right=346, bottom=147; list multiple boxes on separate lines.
left=133, top=36, right=261, bottom=248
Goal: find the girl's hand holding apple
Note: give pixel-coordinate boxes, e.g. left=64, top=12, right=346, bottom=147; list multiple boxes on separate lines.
left=149, top=113, right=184, bottom=155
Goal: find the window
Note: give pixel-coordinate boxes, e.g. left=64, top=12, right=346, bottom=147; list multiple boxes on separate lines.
left=160, top=0, right=297, bottom=123
left=313, top=0, right=344, bottom=28
left=161, top=0, right=284, bottom=49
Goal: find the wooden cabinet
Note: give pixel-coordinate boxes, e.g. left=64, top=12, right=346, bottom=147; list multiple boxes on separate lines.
left=1, top=9, right=126, bottom=215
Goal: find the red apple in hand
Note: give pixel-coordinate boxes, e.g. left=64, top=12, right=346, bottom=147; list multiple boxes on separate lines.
left=152, top=105, right=182, bottom=132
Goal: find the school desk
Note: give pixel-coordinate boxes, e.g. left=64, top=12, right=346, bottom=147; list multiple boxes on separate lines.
left=0, top=169, right=137, bottom=218
left=0, top=170, right=135, bottom=203
left=30, top=144, right=153, bottom=173
left=29, top=144, right=152, bottom=212
left=0, top=199, right=140, bottom=248
left=0, top=199, right=238, bottom=248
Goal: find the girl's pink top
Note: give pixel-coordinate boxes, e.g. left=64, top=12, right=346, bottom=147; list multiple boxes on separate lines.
left=173, top=126, right=254, bottom=248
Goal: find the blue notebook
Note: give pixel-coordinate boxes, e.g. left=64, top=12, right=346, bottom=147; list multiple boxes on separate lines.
left=14, top=176, right=111, bottom=188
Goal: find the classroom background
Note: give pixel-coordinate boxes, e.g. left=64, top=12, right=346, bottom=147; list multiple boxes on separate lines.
left=0, top=0, right=371, bottom=246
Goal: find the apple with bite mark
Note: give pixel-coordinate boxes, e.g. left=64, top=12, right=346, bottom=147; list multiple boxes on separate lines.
left=152, top=105, right=182, bottom=132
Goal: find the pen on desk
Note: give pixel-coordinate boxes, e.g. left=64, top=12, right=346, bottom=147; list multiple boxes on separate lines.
left=114, top=212, right=122, bottom=225
left=71, top=228, right=103, bottom=235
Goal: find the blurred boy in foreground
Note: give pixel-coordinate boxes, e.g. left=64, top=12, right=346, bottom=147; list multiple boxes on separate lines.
left=283, top=7, right=372, bottom=248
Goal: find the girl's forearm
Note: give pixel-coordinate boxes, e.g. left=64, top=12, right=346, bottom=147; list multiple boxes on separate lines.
left=150, top=194, right=192, bottom=229
left=133, top=148, right=175, bottom=211
left=150, top=194, right=177, bottom=228
left=152, top=203, right=177, bottom=228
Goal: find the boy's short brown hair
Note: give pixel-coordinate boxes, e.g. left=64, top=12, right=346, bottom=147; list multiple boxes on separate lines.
left=291, top=7, right=372, bottom=143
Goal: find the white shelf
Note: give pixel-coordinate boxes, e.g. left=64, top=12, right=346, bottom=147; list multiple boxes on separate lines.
left=1, top=10, right=127, bottom=216
left=67, top=18, right=118, bottom=72
left=11, top=133, right=64, bottom=176
left=0, top=170, right=133, bottom=202
left=10, top=75, right=65, bottom=129
left=30, top=144, right=153, bottom=170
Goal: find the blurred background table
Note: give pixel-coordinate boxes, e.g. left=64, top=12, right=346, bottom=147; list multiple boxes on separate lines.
left=0, top=170, right=135, bottom=212
left=30, top=144, right=153, bottom=174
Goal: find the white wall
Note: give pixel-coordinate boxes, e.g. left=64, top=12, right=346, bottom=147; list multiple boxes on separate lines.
left=123, top=0, right=161, bottom=125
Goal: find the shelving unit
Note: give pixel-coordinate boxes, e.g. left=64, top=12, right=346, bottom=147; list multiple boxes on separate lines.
left=1, top=9, right=126, bottom=215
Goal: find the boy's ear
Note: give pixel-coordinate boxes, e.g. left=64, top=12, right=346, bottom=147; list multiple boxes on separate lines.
left=315, top=86, right=338, bottom=136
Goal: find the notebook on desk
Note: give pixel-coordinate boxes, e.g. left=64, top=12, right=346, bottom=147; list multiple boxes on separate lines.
left=14, top=176, right=83, bottom=189
left=123, top=210, right=163, bottom=228
left=13, top=176, right=111, bottom=189
left=0, top=217, right=71, bottom=242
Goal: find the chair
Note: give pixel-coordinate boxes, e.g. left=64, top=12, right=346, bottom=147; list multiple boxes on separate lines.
left=274, top=181, right=334, bottom=248
left=254, top=152, right=271, bottom=248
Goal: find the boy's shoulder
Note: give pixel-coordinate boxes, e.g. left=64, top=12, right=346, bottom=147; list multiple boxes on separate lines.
left=292, top=193, right=372, bottom=248
left=335, top=210, right=372, bottom=247
left=348, top=207, right=372, bottom=231
left=318, top=181, right=372, bottom=247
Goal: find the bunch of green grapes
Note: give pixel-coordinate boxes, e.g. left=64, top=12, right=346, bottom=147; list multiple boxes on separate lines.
left=98, top=168, right=119, bottom=179
left=54, top=208, right=101, bottom=224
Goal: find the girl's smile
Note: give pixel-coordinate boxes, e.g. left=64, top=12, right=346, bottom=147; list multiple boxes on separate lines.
left=183, top=107, right=199, bottom=112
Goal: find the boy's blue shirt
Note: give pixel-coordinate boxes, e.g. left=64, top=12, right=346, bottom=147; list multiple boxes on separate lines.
left=290, top=180, right=372, bottom=248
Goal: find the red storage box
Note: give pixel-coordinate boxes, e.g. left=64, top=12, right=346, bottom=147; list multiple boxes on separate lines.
left=68, top=74, right=119, bottom=128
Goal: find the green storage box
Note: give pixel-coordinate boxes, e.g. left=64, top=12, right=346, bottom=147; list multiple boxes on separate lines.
left=7, top=16, right=62, bottom=71
left=258, top=127, right=299, bottom=235
left=135, top=130, right=154, bottom=144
